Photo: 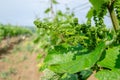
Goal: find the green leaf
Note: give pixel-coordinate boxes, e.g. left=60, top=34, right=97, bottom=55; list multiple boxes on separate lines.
left=60, top=73, right=78, bottom=80
left=44, top=44, right=84, bottom=65
left=86, top=7, right=94, bottom=19
left=42, top=42, right=106, bottom=74
left=95, top=69, right=120, bottom=80
left=97, top=45, right=120, bottom=69
left=34, top=36, right=40, bottom=43
left=44, top=8, right=51, bottom=13
left=80, top=70, right=92, bottom=80
left=89, top=0, right=110, bottom=11
left=52, top=0, right=59, bottom=4
left=57, top=11, right=63, bottom=16
left=41, top=69, right=60, bottom=80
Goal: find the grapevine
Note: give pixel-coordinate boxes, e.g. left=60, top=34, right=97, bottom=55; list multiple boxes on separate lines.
left=34, top=0, right=120, bottom=80
left=114, top=0, right=120, bottom=25
left=0, top=24, right=32, bottom=41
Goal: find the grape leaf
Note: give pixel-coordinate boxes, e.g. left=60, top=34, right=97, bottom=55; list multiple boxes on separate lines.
left=42, top=42, right=106, bottom=74
left=44, top=8, right=51, bottom=13
left=86, top=7, right=94, bottom=19
left=95, top=69, right=120, bottom=80
left=60, top=73, right=78, bottom=80
left=52, top=0, right=59, bottom=4
left=97, top=45, right=120, bottom=69
left=89, top=0, right=110, bottom=11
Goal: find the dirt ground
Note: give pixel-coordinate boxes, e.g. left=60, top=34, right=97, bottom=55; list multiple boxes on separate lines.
left=0, top=37, right=42, bottom=80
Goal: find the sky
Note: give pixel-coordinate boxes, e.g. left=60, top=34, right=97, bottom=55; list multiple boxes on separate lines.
left=0, top=0, right=112, bottom=27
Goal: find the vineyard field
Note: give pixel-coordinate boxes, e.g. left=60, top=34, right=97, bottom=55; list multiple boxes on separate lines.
left=0, top=0, right=120, bottom=80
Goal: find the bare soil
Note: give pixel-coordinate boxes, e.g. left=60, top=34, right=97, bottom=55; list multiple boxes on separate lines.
left=0, top=37, right=42, bottom=80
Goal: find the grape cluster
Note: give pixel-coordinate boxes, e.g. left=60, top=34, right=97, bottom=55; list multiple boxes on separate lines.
left=93, top=4, right=107, bottom=27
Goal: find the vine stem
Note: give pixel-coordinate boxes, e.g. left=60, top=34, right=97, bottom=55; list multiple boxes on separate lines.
left=107, top=0, right=120, bottom=32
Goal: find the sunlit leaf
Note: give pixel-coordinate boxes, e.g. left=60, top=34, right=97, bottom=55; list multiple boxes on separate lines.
left=97, top=45, right=120, bottom=69
left=86, top=7, right=94, bottom=19
left=95, top=69, right=120, bottom=80
left=89, top=0, right=110, bottom=11
left=41, top=42, right=106, bottom=74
